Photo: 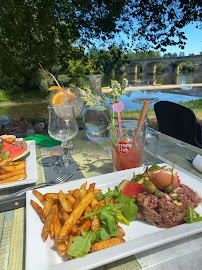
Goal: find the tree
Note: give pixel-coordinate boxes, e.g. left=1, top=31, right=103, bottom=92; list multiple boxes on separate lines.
left=0, top=0, right=201, bottom=91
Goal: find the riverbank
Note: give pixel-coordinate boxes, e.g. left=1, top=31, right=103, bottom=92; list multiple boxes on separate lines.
left=0, top=98, right=49, bottom=107
left=102, top=83, right=202, bottom=93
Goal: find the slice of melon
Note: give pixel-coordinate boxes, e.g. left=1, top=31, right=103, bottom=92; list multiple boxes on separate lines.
left=12, top=151, right=30, bottom=162
left=2, top=141, right=30, bottom=161
left=118, top=180, right=145, bottom=198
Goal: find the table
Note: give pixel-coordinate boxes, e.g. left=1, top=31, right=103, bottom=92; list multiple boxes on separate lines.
left=0, top=130, right=202, bottom=270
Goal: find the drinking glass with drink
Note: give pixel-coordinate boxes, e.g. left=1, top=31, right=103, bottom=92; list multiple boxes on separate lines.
left=110, top=120, right=146, bottom=171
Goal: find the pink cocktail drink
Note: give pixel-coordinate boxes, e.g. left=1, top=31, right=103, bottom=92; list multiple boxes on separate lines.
left=112, top=141, right=144, bottom=171
left=110, top=120, right=146, bottom=171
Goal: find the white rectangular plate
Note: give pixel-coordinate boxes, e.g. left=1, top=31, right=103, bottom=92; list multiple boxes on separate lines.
left=26, top=163, right=202, bottom=270
left=0, top=140, right=38, bottom=189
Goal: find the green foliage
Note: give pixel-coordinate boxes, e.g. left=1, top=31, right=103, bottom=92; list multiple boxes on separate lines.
left=179, top=62, right=194, bottom=72
left=0, top=1, right=201, bottom=93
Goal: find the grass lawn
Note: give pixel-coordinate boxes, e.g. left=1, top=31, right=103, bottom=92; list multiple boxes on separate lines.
left=120, top=99, right=202, bottom=137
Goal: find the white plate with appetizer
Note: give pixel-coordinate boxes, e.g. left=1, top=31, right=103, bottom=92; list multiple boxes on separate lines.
left=0, top=137, right=37, bottom=189
left=26, top=163, right=202, bottom=270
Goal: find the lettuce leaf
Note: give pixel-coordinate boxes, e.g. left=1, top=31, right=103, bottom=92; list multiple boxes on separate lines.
left=123, top=198, right=138, bottom=221
left=183, top=206, right=202, bottom=223
left=0, top=151, right=10, bottom=160
left=67, top=230, right=97, bottom=258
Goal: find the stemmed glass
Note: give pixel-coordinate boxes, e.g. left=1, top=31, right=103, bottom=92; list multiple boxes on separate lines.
left=47, top=102, right=78, bottom=171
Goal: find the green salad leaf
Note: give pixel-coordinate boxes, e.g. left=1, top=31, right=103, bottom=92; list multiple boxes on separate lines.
left=183, top=206, right=202, bottom=223
left=131, top=164, right=160, bottom=182
left=97, top=186, right=121, bottom=201
left=123, top=198, right=138, bottom=221
left=0, top=151, right=10, bottom=160
left=67, top=230, right=97, bottom=258
left=131, top=173, right=145, bottom=183
left=115, top=194, right=131, bottom=204
left=98, top=225, right=112, bottom=240
left=147, top=164, right=160, bottom=172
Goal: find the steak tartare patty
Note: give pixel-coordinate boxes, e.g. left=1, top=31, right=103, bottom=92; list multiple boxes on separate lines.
left=12, top=141, right=27, bottom=150
left=136, top=184, right=201, bottom=228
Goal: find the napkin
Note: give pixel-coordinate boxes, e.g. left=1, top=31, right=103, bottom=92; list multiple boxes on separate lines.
left=192, top=154, right=202, bottom=173
left=24, top=134, right=61, bottom=147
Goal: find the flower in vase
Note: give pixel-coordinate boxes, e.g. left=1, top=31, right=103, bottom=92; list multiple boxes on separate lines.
left=79, top=78, right=128, bottom=130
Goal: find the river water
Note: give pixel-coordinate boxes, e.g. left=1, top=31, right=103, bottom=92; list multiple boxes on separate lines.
left=0, top=72, right=202, bottom=126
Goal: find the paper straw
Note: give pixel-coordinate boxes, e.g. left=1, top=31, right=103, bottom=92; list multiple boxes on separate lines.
left=134, top=100, right=150, bottom=141
left=38, top=63, right=55, bottom=86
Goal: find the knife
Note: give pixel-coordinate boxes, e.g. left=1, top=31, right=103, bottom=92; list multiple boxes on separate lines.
left=0, top=193, right=26, bottom=212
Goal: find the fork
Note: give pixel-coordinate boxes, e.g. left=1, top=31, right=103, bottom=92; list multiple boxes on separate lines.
left=1, top=162, right=78, bottom=200
left=186, top=154, right=196, bottom=164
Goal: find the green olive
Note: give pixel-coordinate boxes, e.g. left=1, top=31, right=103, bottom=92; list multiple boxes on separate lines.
left=154, top=190, right=165, bottom=198
left=164, top=179, right=174, bottom=194
left=165, top=163, right=176, bottom=194
left=143, top=179, right=157, bottom=194
left=172, top=196, right=182, bottom=202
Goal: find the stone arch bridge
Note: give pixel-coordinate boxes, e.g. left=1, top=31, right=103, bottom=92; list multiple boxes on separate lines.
left=116, top=55, right=202, bottom=76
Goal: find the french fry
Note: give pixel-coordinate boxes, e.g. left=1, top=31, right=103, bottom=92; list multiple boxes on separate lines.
left=77, top=219, right=91, bottom=236
left=59, top=190, right=72, bottom=213
left=87, top=183, right=95, bottom=193
left=91, top=214, right=101, bottom=232
left=107, top=196, right=114, bottom=204
left=66, top=194, right=76, bottom=203
left=44, top=193, right=59, bottom=200
left=80, top=182, right=87, bottom=197
left=33, top=189, right=44, bottom=203
left=90, top=198, right=99, bottom=208
left=0, top=169, right=26, bottom=180
left=0, top=158, right=12, bottom=167
left=73, top=196, right=82, bottom=210
left=98, top=199, right=106, bottom=207
left=70, top=224, right=79, bottom=236
left=41, top=207, right=56, bottom=241
left=43, top=198, right=54, bottom=217
left=31, top=200, right=45, bottom=223
left=62, top=211, right=70, bottom=223
left=84, top=205, right=92, bottom=216
left=56, top=191, right=94, bottom=242
left=53, top=205, right=61, bottom=238
left=94, top=189, right=102, bottom=194
left=66, top=235, right=74, bottom=260
left=3, top=160, right=25, bottom=170
left=73, top=188, right=81, bottom=199
left=57, top=243, right=67, bottom=257
left=117, top=224, right=125, bottom=238
left=50, top=222, right=54, bottom=239
left=91, top=237, right=125, bottom=252
left=0, top=173, right=26, bottom=184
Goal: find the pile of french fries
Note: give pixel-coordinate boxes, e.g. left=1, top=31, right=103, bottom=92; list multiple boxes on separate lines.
left=31, top=182, right=125, bottom=259
left=0, top=158, right=27, bottom=184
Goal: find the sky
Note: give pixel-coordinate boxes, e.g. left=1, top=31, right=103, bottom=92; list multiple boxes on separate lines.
left=162, top=23, right=202, bottom=56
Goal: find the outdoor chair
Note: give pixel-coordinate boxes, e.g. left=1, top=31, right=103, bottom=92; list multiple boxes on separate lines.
left=154, top=101, right=202, bottom=149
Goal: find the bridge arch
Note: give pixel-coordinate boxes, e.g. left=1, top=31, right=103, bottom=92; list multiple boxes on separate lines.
left=117, top=55, right=202, bottom=77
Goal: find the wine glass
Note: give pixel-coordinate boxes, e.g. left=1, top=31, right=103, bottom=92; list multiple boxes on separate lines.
left=47, top=102, right=78, bottom=171
left=49, top=87, right=84, bottom=154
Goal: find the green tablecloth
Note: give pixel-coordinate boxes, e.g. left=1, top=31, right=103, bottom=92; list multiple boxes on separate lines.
left=0, top=130, right=202, bottom=270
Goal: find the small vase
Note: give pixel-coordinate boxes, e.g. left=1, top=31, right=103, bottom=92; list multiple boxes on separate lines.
left=83, top=74, right=110, bottom=142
